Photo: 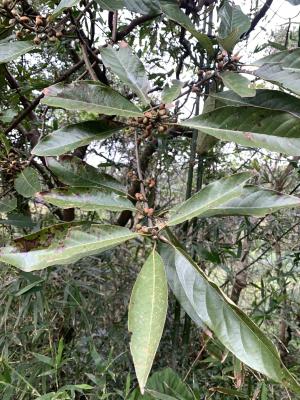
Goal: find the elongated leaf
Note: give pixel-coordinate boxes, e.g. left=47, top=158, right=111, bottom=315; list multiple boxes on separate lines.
left=254, top=63, right=300, bottom=95
left=211, top=89, right=300, bottom=116
left=161, top=79, right=184, bottom=103
left=41, top=81, right=143, bottom=118
left=14, top=167, right=41, bottom=198
left=287, top=0, right=300, bottom=3
left=128, top=250, right=168, bottom=394
left=254, top=48, right=300, bottom=69
left=100, top=45, right=150, bottom=105
left=159, top=243, right=300, bottom=393
left=0, top=194, right=17, bottom=213
left=0, top=41, right=37, bottom=64
left=129, top=368, right=194, bottom=400
left=37, top=187, right=135, bottom=212
left=95, top=0, right=124, bottom=10
left=0, top=214, right=35, bottom=228
left=220, top=72, right=255, bottom=97
left=47, top=156, right=126, bottom=193
left=52, top=0, right=79, bottom=17
left=32, top=120, right=122, bottom=156
left=179, top=106, right=300, bottom=156
left=218, top=0, right=250, bottom=51
left=0, top=223, right=138, bottom=271
left=199, top=186, right=300, bottom=218
left=123, top=0, right=160, bottom=14
left=159, top=0, right=213, bottom=55
left=167, top=172, right=251, bottom=226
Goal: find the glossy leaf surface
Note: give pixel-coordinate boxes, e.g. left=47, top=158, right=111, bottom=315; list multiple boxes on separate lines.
left=32, top=121, right=122, bottom=156
left=160, top=243, right=300, bottom=393
left=14, top=167, right=41, bottom=198
left=254, top=63, right=300, bottom=95
left=38, top=187, right=135, bottom=212
left=52, top=0, right=79, bottom=16
left=0, top=41, right=37, bottom=64
left=167, top=173, right=251, bottom=226
left=41, top=81, right=143, bottom=117
left=179, top=106, right=300, bottom=156
left=0, top=223, right=138, bottom=272
left=128, top=250, right=168, bottom=394
left=47, top=156, right=125, bottom=193
left=101, top=45, right=150, bottom=105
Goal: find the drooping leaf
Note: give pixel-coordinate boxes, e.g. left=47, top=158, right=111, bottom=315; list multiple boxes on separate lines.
left=123, top=0, right=160, bottom=14
left=0, top=41, right=37, bottom=64
left=220, top=71, right=255, bottom=97
left=167, top=172, right=251, bottom=226
left=0, top=194, right=17, bottom=213
left=159, top=242, right=300, bottom=393
left=254, top=63, right=300, bottom=95
left=254, top=47, right=300, bottom=69
left=178, top=106, right=300, bottom=156
left=211, top=89, right=300, bottom=116
left=100, top=45, right=150, bottom=105
left=199, top=186, right=300, bottom=218
left=209, top=387, right=248, bottom=398
left=129, top=368, right=194, bottom=400
left=128, top=250, right=168, bottom=394
left=47, top=156, right=126, bottom=193
left=32, top=120, right=122, bottom=156
left=218, top=0, right=251, bottom=52
left=161, top=79, right=184, bottom=103
left=159, top=0, right=213, bottom=55
left=0, top=223, right=138, bottom=272
left=52, top=0, right=79, bottom=17
left=37, top=187, right=135, bottom=212
left=41, top=81, right=143, bottom=118
left=14, top=167, right=42, bottom=198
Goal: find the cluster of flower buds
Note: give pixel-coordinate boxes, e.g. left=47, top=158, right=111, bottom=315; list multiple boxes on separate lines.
left=216, top=50, right=242, bottom=71
left=127, top=104, right=169, bottom=142
left=0, top=151, right=27, bottom=182
left=135, top=223, right=159, bottom=238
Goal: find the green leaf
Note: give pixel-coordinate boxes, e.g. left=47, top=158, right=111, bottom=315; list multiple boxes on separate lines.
left=32, top=353, right=54, bottom=367
left=167, top=172, right=251, bottom=226
left=178, top=106, right=300, bottom=156
left=47, top=156, right=126, bottom=193
left=0, top=194, right=17, bottom=213
left=0, top=214, right=35, bottom=228
left=32, top=120, right=122, bottom=156
left=220, top=72, right=255, bottom=98
left=41, top=81, right=143, bottom=118
left=100, top=45, right=150, bottom=105
left=129, top=368, right=194, bottom=400
left=52, top=0, right=79, bottom=17
left=159, top=242, right=300, bottom=393
left=254, top=48, right=300, bottom=69
left=0, top=41, right=37, bottom=64
left=14, top=167, right=41, bottom=198
left=95, top=0, right=124, bottom=11
left=286, top=0, right=300, bottom=3
left=161, top=79, right=184, bottom=103
left=210, top=387, right=248, bottom=398
left=218, top=0, right=250, bottom=52
left=37, top=187, right=135, bottom=212
left=211, top=89, right=300, bottom=116
left=159, top=0, right=213, bottom=55
left=254, top=63, right=300, bottom=95
left=0, top=223, right=138, bottom=272
left=123, top=0, right=160, bottom=14
left=128, top=250, right=168, bottom=394
left=199, top=186, right=300, bottom=218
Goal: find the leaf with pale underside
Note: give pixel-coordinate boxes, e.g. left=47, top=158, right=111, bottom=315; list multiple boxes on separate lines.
left=100, top=45, right=150, bottom=105
left=37, top=187, right=135, bottom=212
left=211, top=89, right=300, bottom=116
left=161, top=79, right=184, bottom=103
left=14, top=167, right=42, bottom=198
left=199, top=186, right=300, bottom=218
left=128, top=250, right=168, bottom=394
left=254, top=63, right=300, bottom=95
left=220, top=72, right=255, bottom=98
left=159, top=242, right=300, bottom=394
left=253, top=48, right=300, bottom=69
left=95, top=0, right=124, bottom=10
left=52, top=0, right=79, bottom=17
left=178, top=106, right=300, bottom=156
left=0, top=41, right=37, bottom=64
left=41, top=81, right=143, bottom=118
left=167, top=172, right=251, bottom=226
left=0, top=223, right=138, bottom=272
left=47, top=156, right=126, bottom=193
left=32, top=121, right=122, bottom=156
